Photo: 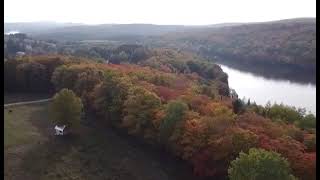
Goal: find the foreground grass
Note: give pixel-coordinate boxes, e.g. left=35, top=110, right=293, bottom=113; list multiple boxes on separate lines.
left=4, top=103, right=48, bottom=148
left=4, top=101, right=197, bottom=180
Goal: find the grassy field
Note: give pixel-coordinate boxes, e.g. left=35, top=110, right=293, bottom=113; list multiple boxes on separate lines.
left=4, top=101, right=198, bottom=180
left=4, top=104, right=48, bottom=148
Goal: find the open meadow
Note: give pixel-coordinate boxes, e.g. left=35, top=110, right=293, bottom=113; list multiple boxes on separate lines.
left=4, top=98, right=198, bottom=180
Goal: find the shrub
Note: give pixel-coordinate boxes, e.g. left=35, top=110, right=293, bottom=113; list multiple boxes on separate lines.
left=304, top=134, right=316, bottom=152
left=228, top=148, right=297, bottom=180
left=286, top=126, right=304, bottom=142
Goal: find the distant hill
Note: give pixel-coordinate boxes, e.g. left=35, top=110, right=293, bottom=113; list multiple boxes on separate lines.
left=4, top=18, right=316, bottom=83
left=3, top=21, right=251, bottom=42
left=4, top=21, right=84, bottom=34
left=4, top=22, right=199, bottom=42
left=146, top=18, right=316, bottom=69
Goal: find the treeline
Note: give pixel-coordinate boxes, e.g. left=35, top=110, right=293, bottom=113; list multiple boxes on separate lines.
left=4, top=46, right=229, bottom=95
left=233, top=98, right=316, bottom=131
left=4, top=56, right=68, bottom=92
left=4, top=34, right=227, bottom=82
left=4, top=55, right=315, bottom=179
left=61, top=45, right=230, bottom=96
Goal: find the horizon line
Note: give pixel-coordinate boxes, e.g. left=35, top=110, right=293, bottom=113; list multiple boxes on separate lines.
left=4, top=17, right=316, bottom=26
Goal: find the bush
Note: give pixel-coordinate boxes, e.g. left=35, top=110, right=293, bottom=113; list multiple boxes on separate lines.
left=228, top=148, right=297, bottom=180
left=50, top=89, right=83, bottom=128
left=304, top=134, right=316, bottom=152
left=286, top=126, right=304, bottom=142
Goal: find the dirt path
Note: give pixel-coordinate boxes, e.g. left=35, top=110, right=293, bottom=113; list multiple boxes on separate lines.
left=4, top=98, right=53, bottom=108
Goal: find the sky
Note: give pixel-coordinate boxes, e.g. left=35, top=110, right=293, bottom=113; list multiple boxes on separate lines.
left=4, top=0, right=316, bottom=25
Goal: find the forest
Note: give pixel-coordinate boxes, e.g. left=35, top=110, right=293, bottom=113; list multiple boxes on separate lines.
left=4, top=46, right=316, bottom=179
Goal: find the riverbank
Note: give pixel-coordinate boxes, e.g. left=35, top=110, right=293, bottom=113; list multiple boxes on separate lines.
left=213, top=58, right=316, bottom=85
left=219, top=63, right=316, bottom=115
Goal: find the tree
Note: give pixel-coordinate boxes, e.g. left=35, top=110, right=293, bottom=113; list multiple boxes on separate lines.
left=159, top=100, right=188, bottom=142
left=4, top=59, right=20, bottom=91
left=91, top=74, right=132, bottom=124
left=50, top=89, right=83, bottom=128
left=266, top=104, right=302, bottom=124
left=119, top=51, right=129, bottom=61
left=16, top=61, right=49, bottom=92
left=228, top=148, right=297, bottom=180
left=295, top=114, right=316, bottom=130
left=247, top=99, right=251, bottom=106
left=202, top=105, right=236, bottom=134
left=51, top=65, right=79, bottom=91
left=232, top=98, right=245, bottom=114
left=132, top=47, right=148, bottom=63
left=122, top=87, right=161, bottom=137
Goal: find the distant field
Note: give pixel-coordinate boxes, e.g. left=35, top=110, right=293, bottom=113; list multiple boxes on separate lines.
left=4, top=101, right=197, bottom=180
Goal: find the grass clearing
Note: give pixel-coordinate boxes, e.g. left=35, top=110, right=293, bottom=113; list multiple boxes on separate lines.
left=4, top=103, right=49, bottom=148
left=4, top=101, right=198, bottom=180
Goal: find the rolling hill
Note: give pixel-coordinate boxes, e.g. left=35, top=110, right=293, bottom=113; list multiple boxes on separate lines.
left=147, top=18, right=316, bottom=68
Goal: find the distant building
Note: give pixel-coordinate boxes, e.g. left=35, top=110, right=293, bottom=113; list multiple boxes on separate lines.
left=16, top=51, right=26, bottom=57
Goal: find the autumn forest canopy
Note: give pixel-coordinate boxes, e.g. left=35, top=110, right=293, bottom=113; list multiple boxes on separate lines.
left=4, top=45, right=316, bottom=179
left=3, top=16, right=316, bottom=180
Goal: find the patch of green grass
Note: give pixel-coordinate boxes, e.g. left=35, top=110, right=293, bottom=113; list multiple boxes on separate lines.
left=5, top=102, right=197, bottom=180
left=4, top=102, right=138, bottom=180
left=4, top=104, right=49, bottom=148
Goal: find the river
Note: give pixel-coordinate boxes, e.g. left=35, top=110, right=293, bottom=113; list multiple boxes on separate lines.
left=219, top=64, right=316, bottom=115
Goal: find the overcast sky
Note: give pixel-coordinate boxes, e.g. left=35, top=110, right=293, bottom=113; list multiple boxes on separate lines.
left=4, top=0, right=316, bottom=25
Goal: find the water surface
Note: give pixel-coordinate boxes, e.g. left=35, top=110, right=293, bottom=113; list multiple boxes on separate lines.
left=219, top=64, right=316, bottom=115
